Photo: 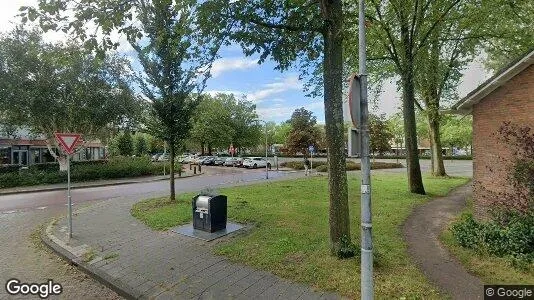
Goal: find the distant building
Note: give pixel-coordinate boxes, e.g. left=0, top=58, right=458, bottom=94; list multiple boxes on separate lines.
left=0, top=128, right=106, bottom=165
left=451, top=49, right=534, bottom=218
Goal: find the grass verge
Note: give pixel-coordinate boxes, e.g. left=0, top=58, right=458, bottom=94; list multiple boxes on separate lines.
left=440, top=204, right=534, bottom=284
left=131, top=174, right=469, bottom=298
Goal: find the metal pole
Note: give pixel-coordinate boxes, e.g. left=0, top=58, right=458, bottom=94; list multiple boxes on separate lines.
left=359, top=0, right=373, bottom=299
left=265, top=123, right=268, bottom=179
left=67, top=155, right=72, bottom=239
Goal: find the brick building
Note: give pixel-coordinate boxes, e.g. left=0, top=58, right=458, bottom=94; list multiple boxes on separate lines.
left=451, top=49, right=534, bottom=218
left=0, top=128, right=106, bottom=166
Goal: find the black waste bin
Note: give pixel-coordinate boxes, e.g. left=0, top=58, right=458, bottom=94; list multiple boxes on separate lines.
left=192, top=194, right=227, bottom=233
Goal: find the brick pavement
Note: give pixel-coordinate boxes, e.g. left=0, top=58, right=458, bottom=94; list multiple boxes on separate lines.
left=45, top=176, right=341, bottom=300
left=0, top=207, right=120, bottom=299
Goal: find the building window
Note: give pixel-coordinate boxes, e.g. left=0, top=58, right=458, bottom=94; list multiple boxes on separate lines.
left=30, top=148, right=41, bottom=164
left=0, top=146, right=11, bottom=164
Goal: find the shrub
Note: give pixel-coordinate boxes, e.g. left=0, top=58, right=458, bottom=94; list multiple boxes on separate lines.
left=0, top=157, right=184, bottom=189
left=452, top=212, right=534, bottom=266
left=315, top=161, right=403, bottom=172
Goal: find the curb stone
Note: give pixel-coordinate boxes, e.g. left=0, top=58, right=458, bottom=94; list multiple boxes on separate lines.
left=41, top=217, right=136, bottom=300
left=0, top=173, right=202, bottom=196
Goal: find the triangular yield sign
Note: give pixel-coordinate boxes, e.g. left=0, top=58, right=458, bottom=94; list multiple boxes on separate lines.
left=54, top=133, right=82, bottom=155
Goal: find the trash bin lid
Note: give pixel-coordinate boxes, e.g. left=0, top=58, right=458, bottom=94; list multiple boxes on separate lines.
left=196, top=195, right=210, bottom=209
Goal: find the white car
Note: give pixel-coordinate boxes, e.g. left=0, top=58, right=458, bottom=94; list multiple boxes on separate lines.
left=242, top=157, right=271, bottom=169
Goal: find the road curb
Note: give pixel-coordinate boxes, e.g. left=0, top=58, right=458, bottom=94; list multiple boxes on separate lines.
left=0, top=173, right=203, bottom=196
left=40, top=218, right=138, bottom=300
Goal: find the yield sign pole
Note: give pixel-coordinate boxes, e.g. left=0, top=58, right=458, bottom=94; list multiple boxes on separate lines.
left=54, top=133, right=82, bottom=239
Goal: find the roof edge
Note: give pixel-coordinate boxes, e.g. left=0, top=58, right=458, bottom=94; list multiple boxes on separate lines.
left=451, top=49, right=534, bottom=112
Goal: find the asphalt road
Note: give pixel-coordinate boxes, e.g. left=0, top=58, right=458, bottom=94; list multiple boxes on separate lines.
left=0, top=167, right=290, bottom=213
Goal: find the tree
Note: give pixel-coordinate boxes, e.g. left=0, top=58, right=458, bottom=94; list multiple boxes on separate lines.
left=24, top=1, right=227, bottom=200
left=441, top=115, right=472, bottom=155
left=0, top=28, right=139, bottom=169
left=190, top=95, right=235, bottom=155
left=134, top=134, right=149, bottom=157
left=286, top=108, right=320, bottom=156
left=387, top=113, right=404, bottom=157
left=369, top=114, right=393, bottom=156
left=273, top=122, right=292, bottom=146
left=198, top=1, right=352, bottom=255
left=117, top=131, right=134, bottom=156
left=219, top=94, right=262, bottom=154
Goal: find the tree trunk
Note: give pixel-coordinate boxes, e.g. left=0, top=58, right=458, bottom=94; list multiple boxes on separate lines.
left=401, top=75, right=425, bottom=194
left=322, top=0, right=351, bottom=256
left=169, top=141, right=175, bottom=201
left=427, top=115, right=446, bottom=176
left=208, top=144, right=212, bottom=155
left=400, top=21, right=425, bottom=195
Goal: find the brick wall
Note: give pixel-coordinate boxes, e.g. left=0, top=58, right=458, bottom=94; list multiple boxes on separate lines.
left=472, top=64, right=534, bottom=219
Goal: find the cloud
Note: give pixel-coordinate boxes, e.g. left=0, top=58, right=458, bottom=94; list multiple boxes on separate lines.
left=247, top=75, right=302, bottom=103
left=257, top=100, right=323, bottom=121
left=210, top=57, right=258, bottom=78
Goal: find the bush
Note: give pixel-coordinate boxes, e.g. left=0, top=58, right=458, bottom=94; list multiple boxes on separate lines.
left=0, top=157, right=184, bottom=189
left=451, top=213, right=534, bottom=266
left=314, top=161, right=403, bottom=172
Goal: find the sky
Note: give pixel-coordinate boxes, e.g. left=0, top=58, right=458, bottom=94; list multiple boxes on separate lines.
left=1, top=1, right=491, bottom=124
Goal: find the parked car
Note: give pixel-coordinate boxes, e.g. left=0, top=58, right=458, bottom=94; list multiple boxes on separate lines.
left=214, top=156, right=227, bottom=166
left=242, top=157, right=271, bottom=169
left=223, top=157, right=242, bottom=167
left=199, top=156, right=216, bottom=165
left=157, top=153, right=169, bottom=161
left=151, top=153, right=162, bottom=162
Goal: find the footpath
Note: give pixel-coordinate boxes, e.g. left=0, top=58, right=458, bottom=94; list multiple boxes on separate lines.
left=42, top=172, right=340, bottom=300
left=403, top=183, right=484, bottom=299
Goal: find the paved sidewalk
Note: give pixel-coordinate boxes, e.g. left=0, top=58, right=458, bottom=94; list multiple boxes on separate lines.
left=43, top=175, right=340, bottom=300
left=403, top=183, right=483, bottom=299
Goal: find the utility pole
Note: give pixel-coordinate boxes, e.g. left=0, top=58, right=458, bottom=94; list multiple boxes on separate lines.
left=359, top=0, right=374, bottom=298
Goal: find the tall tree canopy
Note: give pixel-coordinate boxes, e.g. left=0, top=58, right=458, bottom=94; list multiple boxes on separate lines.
left=286, top=108, right=321, bottom=156
left=23, top=0, right=226, bottom=200
left=199, top=0, right=352, bottom=256
left=0, top=28, right=139, bottom=166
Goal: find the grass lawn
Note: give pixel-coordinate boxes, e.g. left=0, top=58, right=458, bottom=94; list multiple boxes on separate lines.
left=131, top=173, right=469, bottom=299
left=440, top=204, right=534, bottom=285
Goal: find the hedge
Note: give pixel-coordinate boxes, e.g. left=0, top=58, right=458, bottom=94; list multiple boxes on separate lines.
left=0, top=157, right=183, bottom=189
left=280, top=161, right=403, bottom=172
left=452, top=213, right=534, bottom=268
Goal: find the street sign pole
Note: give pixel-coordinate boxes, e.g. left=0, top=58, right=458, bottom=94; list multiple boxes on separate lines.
left=54, top=133, right=81, bottom=241
left=359, top=0, right=374, bottom=299
left=67, top=154, right=72, bottom=239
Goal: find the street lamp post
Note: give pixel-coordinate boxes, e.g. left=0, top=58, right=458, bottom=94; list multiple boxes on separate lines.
left=259, top=120, right=269, bottom=180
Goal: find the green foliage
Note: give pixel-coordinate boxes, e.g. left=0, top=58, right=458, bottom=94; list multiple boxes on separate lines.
left=440, top=115, right=472, bottom=151
left=133, top=134, right=149, bottom=156
left=286, top=108, right=320, bottom=156
left=452, top=213, right=534, bottom=266
left=0, top=27, right=141, bottom=147
left=315, top=162, right=403, bottom=172
left=0, top=157, right=178, bottom=189
left=336, top=235, right=358, bottom=259
left=190, top=94, right=235, bottom=151
left=369, top=114, right=393, bottom=155
left=117, top=131, right=134, bottom=156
